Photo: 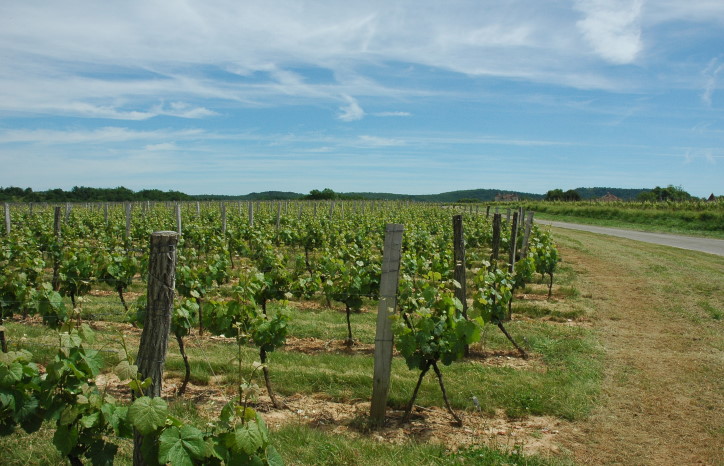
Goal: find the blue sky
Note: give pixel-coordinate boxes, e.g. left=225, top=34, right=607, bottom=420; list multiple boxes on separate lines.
left=1, top=1, right=722, bottom=197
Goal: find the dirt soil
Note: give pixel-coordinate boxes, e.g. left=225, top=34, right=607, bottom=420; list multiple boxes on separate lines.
left=552, top=232, right=724, bottom=465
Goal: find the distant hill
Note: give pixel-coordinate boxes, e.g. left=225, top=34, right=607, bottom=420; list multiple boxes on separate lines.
left=0, top=185, right=670, bottom=203
left=343, top=189, right=543, bottom=202
left=187, top=191, right=303, bottom=201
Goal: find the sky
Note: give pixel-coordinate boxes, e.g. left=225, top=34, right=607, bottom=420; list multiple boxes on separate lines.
left=1, top=1, right=723, bottom=197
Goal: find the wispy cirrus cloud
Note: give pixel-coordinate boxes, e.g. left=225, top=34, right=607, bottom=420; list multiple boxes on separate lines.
left=337, top=95, right=365, bottom=121
left=701, top=57, right=723, bottom=106
left=0, top=127, right=205, bottom=144
left=373, top=111, right=411, bottom=117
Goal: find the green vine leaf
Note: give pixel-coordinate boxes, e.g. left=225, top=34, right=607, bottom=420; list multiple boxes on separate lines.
left=229, top=421, right=265, bottom=455
left=158, top=425, right=208, bottom=466
left=113, top=360, right=137, bottom=381
left=266, top=445, right=284, bottom=466
left=128, top=396, right=168, bottom=435
left=52, top=424, right=79, bottom=456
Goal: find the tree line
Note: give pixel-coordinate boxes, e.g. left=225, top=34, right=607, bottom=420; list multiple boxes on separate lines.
left=0, top=186, right=191, bottom=203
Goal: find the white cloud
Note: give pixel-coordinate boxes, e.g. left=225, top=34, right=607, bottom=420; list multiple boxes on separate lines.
left=701, top=58, right=723, bottom=106
left=574, top=0, right=643, bottom=65
left=144, top=142, right=178, bottom=151
left=337, top=95, right=365, bottom=121
left=0, top=127, right=204, bottom=144
left=356, top=135, right=405, bottom=147
left=373, top=111, right=411, bottom=117
left=152, top=102, right=218, bottom=118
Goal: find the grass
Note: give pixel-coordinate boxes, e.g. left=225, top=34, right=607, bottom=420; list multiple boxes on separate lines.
left=533, top=211, right=724, bottom=239
left=273, top=423, right=571, bottom=465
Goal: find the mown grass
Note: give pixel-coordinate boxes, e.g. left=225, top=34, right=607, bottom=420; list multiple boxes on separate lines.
left=531, top=209, right=724, bottom=239
left=273, top=423, right=572, bottom=465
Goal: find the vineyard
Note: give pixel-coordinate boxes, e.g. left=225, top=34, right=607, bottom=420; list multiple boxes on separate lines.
left=0, top=201, right=597, bottom=465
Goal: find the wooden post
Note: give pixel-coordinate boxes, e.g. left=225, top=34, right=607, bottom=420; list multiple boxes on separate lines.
left=125, top=202, right=132, bottom=241
left=221, top=203, right=227, bottom=236
left=248, top=202, right=254, bottom=227
left=453, top=214, right=469, bottom=356
left=370, top=224, right=404, bottom=426
left=65, top=203, right=72, bottom=222
left=508, top=212, right=519, bottom=273
left=486, top=205, right=490, bottom=218
left=490, top=213, right=501, bottom=268
left=104, top=203, right=109, bottom=225
left=521, top=211, right=535, bottom=258
left=329, top=201, right=335, bottom=220
left=133, top=231, right=178, bottom=465
left=3, top=203, right=9, bottom=235
left=196, top=201, right=200, bottom=216
left=52, top=207, right=62, bottom=291
left=276, top=202, right=281, bottom=231
left=175, top=203, right=182, bottom=235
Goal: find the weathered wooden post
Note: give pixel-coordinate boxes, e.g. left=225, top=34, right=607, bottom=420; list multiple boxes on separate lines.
left=125, top=202, right=132, bottom=242
left=52, top=207, right=62, bottom=291
left=248, top=202, right=254, bottom=227
left=3, top=203, right=10, bottom=235
left=490, top=213, right=501, bottom=269
left=508, top=212, right=519, bottom=273
left=175, top=203, right=182, bottom=235
left=521, top=211, right=535, bottom=257
left=133, top=231, right=179, bottom=465
left=275, top=202, right=281, bottom=232
left=370, top=224, right=404, bottom=426
left=453, top=215, right=468, bottom=355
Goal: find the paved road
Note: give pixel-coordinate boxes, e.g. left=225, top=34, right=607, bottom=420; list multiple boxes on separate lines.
left=536, top=220, right=724, bottom=257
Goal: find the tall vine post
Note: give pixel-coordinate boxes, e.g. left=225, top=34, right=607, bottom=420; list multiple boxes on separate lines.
left=133, top=231, right=179, bottom=465
left=453, top=214, right=469, bottom=356
left=3, top=203, right=9, bottom=235
left=370, top=223, right=404, bottom=426
left=489, top=213, right=502, bottom=269
left=52, top=206, right=62, bottom=291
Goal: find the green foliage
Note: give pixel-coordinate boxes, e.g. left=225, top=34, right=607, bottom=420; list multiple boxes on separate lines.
left=530, top=230, right=560, bottom=298
left=545, top=188, right=581, bottom=201
left=304, top=188, right=338, bottom=200
left=472, top=266, right=514, bottom=324
left=128, top=377, right=282, bottom=465
left=637, top=185, right=693, bottom=202
left=42, top=324, right=131, bottom=464
left=35, top=283, right=68, bottom=329
left=0, top=350, right=43, bottom=435
left=395, top=273, right=480, bottom=370
left=58, top=243, right=96, bottom=305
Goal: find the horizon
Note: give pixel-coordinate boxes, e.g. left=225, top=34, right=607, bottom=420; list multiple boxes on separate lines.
left=1, top=2, right=723, bottom=198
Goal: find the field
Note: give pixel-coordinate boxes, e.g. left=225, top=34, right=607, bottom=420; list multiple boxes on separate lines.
left=521, top=199, right=724, bottom=239
left=0, top=201, right=722, bottom=465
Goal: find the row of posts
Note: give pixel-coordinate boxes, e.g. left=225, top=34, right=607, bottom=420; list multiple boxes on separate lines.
left=2, top=201, right=525, bottom=238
